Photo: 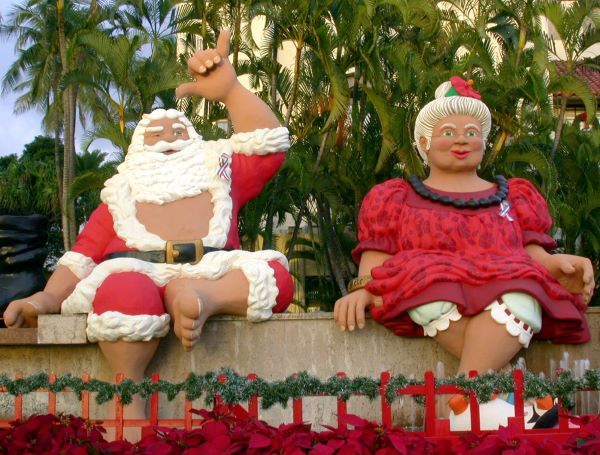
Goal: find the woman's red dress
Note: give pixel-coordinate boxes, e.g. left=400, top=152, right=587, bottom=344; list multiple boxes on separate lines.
left=353, top=177, right=589, bottom=344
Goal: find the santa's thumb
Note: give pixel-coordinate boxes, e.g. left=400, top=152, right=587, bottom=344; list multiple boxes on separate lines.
left=216, top=29, right=231, bottom=57
left=175, top=82, right=200, bottom=99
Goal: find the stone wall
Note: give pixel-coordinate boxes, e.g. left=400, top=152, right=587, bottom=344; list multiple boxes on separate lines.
left=1, top=309, right=599, bottom=427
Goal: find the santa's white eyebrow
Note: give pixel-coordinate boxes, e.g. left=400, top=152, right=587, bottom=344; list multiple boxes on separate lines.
left=172, top=123, right=185, bottom=129
left=465, top=123, right=481, bottom=131
left=146, top=126, right=164, bottom=133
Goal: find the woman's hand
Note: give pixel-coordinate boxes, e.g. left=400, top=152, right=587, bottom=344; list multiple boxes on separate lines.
left=544, top=254, right=595, bottom=304
left=334, top=289, right=381, bottom=331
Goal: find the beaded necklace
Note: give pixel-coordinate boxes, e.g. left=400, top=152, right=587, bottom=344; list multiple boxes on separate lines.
left=408, top=174, right=508, bottom=208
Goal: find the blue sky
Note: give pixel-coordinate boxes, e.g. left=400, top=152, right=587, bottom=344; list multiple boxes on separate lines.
left=0, top=1, right=117, bottom=159
left=0, top=2, right=46, bottom=157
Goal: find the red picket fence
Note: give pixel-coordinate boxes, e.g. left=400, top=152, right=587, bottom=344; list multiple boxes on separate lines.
left=0, top=370, right=590, bottom=441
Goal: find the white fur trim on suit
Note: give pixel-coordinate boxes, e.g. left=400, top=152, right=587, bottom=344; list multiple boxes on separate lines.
left=101, top=139, right=233, bottom=250
left=229, top=127, right=290, bottom=155
left=86, top=312, right=170, bottom=342
left=57, top=251, right=97, bottom=280
left=237, top=258, right=279, bottom=321
left=61, top=250, right=288, bottom=339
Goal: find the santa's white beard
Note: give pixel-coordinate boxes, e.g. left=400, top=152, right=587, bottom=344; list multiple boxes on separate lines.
left=117, top=140, right=210, bottom=204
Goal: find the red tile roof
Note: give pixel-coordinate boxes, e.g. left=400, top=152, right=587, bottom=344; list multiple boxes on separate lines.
left=555, top=61, right=600, bottom=96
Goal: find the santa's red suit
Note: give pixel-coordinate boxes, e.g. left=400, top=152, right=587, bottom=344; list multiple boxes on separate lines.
left=58, top=127, right=294, bottom=342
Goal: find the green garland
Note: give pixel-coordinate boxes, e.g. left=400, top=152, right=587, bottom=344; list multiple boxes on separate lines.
left=1, top=369, right=600, bottom=410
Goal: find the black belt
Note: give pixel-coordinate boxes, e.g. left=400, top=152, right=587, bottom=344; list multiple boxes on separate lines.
left=102, top=240, right=225, bottom=265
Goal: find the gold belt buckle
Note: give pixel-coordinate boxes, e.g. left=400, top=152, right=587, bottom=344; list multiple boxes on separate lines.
left=165, top=240, right=177, bottom=264
left=165, top=240, right=204, bottom=264
left=192, top=239, right=204, bottom=264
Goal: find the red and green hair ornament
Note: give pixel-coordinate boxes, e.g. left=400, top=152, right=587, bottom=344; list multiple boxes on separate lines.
left=445, top=76, right=482, bottom=100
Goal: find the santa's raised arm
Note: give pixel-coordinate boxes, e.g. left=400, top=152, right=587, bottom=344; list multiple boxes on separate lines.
left=177, top=29, right=279, bottom=132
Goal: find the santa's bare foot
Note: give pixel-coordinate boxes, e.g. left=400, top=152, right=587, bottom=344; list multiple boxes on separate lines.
left=4, top=299, right=41, bottom=328
left=170, top=288, right=212, bottom=351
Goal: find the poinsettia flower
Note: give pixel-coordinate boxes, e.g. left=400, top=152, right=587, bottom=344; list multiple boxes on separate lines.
left=387, top=434, right=408, bottom=454
left=450, top=76, right=482, bottom=100
left=309, top=443, right=336, bottom=455
left=102, top=439, right=136, bottom=453
left=248, top=432, right=272, bottom=449
left=377, top=448, right=404, bottom=455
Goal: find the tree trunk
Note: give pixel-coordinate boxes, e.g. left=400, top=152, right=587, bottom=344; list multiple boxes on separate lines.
left=322, top=199, right=352, bottom=280
left=316, top=197, right=346, bottom=297
left=485, top=130, right=508, bottom=168
left=285, top=38, right=303, bottom=128
left=313, top=131, right=330, bottom=173
left=286, top=131, right=330, bottom=259
left=286, top=204, right=305, bottom=261
left=315, top=199, right=337, bottom=295
left=228, top=0, right=242, bottom=133
left=515, top=22, right=527, bottom=67
left=551, top=95, right=568, bottom=160
left=57, top=0, right=76, bottom=249
left=263, top=177, right=279, bottom=250
left=61, top=87, right=76, bottom=250
left=52, top=83, right=63, bottom=204
left=231, top=0, right=241, bottom=74
left=270, top=25, right=279, bottom=112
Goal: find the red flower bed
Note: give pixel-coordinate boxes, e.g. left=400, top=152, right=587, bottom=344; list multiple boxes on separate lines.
left=1, top=405, right=600, bottom=454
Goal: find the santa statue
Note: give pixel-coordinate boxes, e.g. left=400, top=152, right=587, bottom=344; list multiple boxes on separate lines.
left=4, top=30, right=294, bottom=423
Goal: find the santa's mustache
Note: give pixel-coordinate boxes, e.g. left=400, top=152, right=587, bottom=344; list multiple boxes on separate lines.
left=144, top=138, right=194, bottom=153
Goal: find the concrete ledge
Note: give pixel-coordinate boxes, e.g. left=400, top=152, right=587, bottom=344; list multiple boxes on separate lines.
left=1, top=309, right=599, bottom=425
left=0, top=312, right=340, bottom=346
left=0, top=314, right=88, bottom=345
left=1, top=309, right=599, bottom=376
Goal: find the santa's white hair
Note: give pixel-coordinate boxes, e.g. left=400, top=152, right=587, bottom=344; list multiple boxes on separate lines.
left=128, top=108, right=201, bottom=155
left=414, top=81, right=491, bottom=164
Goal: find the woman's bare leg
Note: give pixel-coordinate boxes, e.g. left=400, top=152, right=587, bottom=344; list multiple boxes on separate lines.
left=433, top=317, right=470, bottom=358
left=433, top=312, right=522, bottom=418
left=457, top=311, right=522, bottom=374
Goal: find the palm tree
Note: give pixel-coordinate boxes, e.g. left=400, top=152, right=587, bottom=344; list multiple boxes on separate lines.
left=188, top=0, right=600, bottom=307
left=75, top=30, right=177, bottom=153
left=552, top=124, right=600, bottom=263
left=2, top=0, right=102, bottom=249
left=71, top=149, right=118, bottom=227
left=175, top=0, right=226, bottom=119
left=109, top=0, right=178, bottom=53
left=1, top=0, right=64, bottom=235
left=539, top=0, right=600, bottom=158
left=0, top=136, right=59, bottom=217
